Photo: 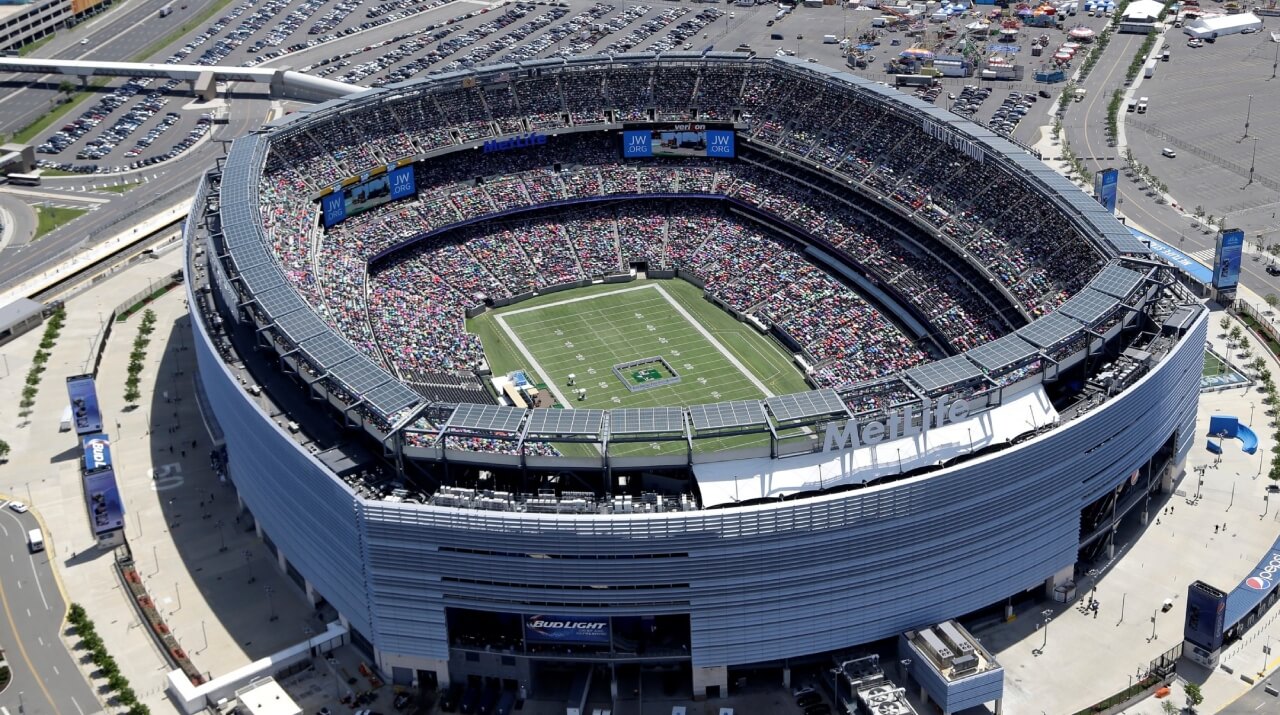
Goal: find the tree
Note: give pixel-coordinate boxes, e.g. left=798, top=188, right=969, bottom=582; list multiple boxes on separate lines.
left=1231, top=325, right=1244, bottom=346
left=1183, top=682, right=1204, bottom=714
left=1221, top=316, right=1232, bottom=335
left=124, top=387, right=141, bottom=406
left=1161, top=700, right=1178, bottom=715
left=0, top=439, right=9, bottom=461
left=1268, top=294, right=1280, bottom=312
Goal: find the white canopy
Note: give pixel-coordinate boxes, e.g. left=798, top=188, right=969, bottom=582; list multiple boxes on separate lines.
left=1121, top=0, right=1166, bottom=19
left=694, top=387, right=1059, bottom=507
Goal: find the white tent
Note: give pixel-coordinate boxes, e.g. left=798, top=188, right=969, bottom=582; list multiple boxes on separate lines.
left=1183, top=12, right=1263, bottom=39
left=1121, top=0, right=1165, bottom=20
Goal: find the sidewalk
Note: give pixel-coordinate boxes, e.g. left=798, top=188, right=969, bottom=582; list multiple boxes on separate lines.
left=0, top=248, right=314, bottom=715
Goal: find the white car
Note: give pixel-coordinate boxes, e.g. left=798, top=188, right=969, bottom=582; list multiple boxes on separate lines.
left=9, top=501, right=29, bottom=513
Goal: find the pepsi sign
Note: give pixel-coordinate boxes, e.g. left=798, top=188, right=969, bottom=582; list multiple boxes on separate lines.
left=1246, top=552, right=1280, bottom=590
left=82, top=434, right=112, bottom=473
left=523, top=614, right=610, bottom=645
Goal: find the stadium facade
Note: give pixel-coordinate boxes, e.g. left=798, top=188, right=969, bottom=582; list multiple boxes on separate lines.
left=187, top=55, right=1205, bottom=699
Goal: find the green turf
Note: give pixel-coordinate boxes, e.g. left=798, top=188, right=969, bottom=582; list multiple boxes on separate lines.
left=1203, top=350, right=1226, bottom=377
left=33, top=205, right=88, bottom=241
left=468, top=279, right=810, bottom=456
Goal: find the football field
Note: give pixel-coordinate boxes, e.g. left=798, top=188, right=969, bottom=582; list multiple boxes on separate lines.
left=468, top=280, right=810, bottom=453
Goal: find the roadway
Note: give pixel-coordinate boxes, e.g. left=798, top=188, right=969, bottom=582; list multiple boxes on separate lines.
left=0, top=0, right=217, bottom=134
left=1059, top=26, right=1280, bottom=300
left=0, top=87, right=269, bottom=292
left=0, top=500, right=101, bottom=715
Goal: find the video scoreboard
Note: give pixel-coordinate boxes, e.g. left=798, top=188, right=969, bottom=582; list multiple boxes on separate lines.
left=622, top=123, right=736, bottom=159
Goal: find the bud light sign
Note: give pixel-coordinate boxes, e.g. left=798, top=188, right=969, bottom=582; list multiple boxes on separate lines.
left=523, top=614, right=610, bottom=645
left=82, top=433, right=112, bottom=472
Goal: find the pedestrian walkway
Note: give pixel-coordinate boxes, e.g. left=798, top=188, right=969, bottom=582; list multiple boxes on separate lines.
left=0, top=247, right=315, bottom=715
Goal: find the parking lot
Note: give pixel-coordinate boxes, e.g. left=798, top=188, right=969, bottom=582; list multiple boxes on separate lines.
left=22, top=0, right=1132, bottom=176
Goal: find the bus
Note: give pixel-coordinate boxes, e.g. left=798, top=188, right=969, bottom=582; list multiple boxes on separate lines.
left=7, top=172, right=41, bottom=186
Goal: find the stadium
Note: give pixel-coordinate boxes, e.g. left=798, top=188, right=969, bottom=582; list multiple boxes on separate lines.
left=186, top=54, right=1206, bottom=705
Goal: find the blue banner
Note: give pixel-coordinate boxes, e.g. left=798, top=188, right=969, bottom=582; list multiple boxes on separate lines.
left=1184, top=580, right=1228, bottom=651
left=1094, top=168, right=1118, bottom=213
left=523, top=614, right=611, bottom=645
left=706, top=130, right=736, bottom=158
left=81, top=433, right=112, bottom=473
left=622, top=130, right=653, bottom=158
left=321, top=192, right=346, bottom=228
left=83, top=467, right=125, bottom=536
left=321, top=165, right=416, bottom=228
left=1213, top=228, right=1244, bottom=290
left=65, top=374, right=102, bottom=436
left=1130, top=228, right=1213, bottom=285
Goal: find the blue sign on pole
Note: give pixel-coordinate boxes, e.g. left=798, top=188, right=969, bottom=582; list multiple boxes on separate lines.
left=622, top=131, right=654, bottom=158
left=66, top=374, right=103, bottom=436
left=83, top=467, right=126, bottom=536
left=1095, top=168, right=1118, bottom=213
left=81, top=433, right=112, bottom=473
left=1213, top=228, right=1244, bottom=290
left=523, top=614, right=611, bottom=645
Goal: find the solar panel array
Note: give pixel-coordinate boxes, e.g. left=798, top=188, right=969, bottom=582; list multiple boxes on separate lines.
left=766, top=390, right=848, bottom=422
left=966, top=332, right=1038, bottom=372
left=1018, top=312, right=1083, bottom=348
left=688, top=400, right=768, bottom=431
left=1090, top=264, right=1145, bottom=300
left=610, top=407, right=685, bottom=435
left=1058, top=289, right=1121, bottom=328
left=907, top=354, right=984, bottom=394
left=450, top=403, right=526, bottom=433
left=526, top=409, right=606, bottom=436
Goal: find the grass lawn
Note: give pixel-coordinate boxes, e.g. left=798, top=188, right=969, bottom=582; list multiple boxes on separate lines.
left=96, top=182, right=143, bottom=193
left=1203, top=349, right=1226, bottom=377
left=33, top=205, right=88, bottom=241
left=468, top=279, right=809, bottom=456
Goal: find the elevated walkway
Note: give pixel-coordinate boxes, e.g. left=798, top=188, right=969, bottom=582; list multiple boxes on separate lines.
left=0, top=58, right=361, bottom=102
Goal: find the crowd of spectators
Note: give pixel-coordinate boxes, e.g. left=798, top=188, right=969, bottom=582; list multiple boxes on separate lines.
left=247, top=61, right=1113, bottom=444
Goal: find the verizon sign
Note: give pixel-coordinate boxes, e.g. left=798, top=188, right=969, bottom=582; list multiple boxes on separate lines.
left=824, top=396, right=971, bottom=452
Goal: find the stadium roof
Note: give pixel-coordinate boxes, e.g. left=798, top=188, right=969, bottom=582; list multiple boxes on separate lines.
left=276, top=308, right=331, bottom=346
left=907, top=354, right=986, bottom=394
left=1089, top=264, right=1145, bottom=300
left=1058, top=289, right=1121, bottom=328
left=688, top=400, right=768, bottom=432
left=449, top=403, right=526, bottom=433
left=966, top=332, right=1039, bottom=373
left=610, top=407, right=685, bottom=435
left=1018, top=312, right=1083, bottom=349
left=766, top=390, right=849, bottom=423
left=526, top=409, right=606, bottom=436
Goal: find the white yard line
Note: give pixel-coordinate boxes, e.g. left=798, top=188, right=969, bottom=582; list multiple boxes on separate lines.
left=494, top=312, right=574, bottom=408
left=651, top=284, right=775, bottom=398
left=498, top=283, right=657, bottom=317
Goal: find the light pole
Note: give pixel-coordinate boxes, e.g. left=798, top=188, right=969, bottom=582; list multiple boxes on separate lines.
left=1271, top=40, right=1278, bottom=81
left=245, top=549, right=256, bottom=584
left=217, top=519, right=227, bottom=552
left=201, top=619, right=208, bottom=652
left=152, top=544, right=160, bottom=575
left=1149, top=608, right=1158, bottom=642
left=1248, top=138, right=1259, bottom=187
left=175, top=581, right=181, bottom=611
left=18, top=691, right=24, bottom=714
left=1263, top=494, right=1270, bottom=520
left=266, top=585, right=278, bottom=622
left=1242, top=94, right=1253, bottom=140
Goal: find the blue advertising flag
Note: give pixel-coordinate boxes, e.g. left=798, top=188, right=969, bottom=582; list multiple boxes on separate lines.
left=1213, top=229, right=1244, bottom=290
left=322, top=192, right=347, bottom=228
